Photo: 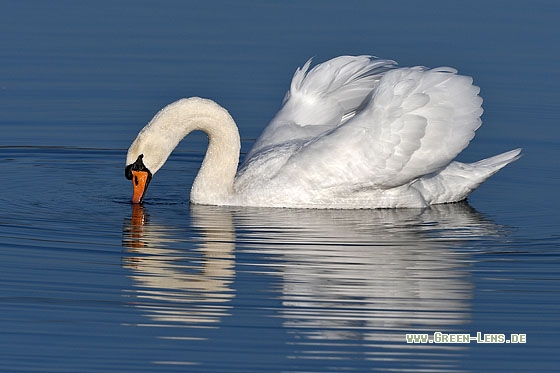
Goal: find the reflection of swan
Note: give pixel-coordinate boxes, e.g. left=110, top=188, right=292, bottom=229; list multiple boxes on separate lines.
left=122, top=202, right=503, bottom=371
left=231, top=203, right=493, bottom=368
left=122, top=204, right=235, bottom=325
left=234, top=204, right=484, bottom=329
left=125, top=55, right=521, bottom=207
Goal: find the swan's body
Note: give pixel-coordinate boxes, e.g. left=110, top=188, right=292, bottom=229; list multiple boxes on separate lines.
left=126, top=55, right=521, bottom=208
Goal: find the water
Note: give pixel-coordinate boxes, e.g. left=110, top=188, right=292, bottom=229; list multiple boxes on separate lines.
left=1, top=1, right=559, bottom=372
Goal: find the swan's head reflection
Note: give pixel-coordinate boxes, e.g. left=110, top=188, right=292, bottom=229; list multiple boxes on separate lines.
left=122, top=202, right=502, bottom=369
left=122, top=204, right=235, bottom=325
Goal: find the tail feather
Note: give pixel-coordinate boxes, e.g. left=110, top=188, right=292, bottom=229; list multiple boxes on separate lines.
left=470, top=148, right=523, bottom=171
left=414, top=148, right=522, bottom=205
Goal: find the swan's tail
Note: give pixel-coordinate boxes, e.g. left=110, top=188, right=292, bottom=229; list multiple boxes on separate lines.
left=469, top=148, right=523, bottom=172
left=414, top=148, right=522, bottom=204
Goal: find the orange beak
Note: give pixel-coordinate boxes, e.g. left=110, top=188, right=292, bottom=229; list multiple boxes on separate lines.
left=131, top=170, right=150, bottom=204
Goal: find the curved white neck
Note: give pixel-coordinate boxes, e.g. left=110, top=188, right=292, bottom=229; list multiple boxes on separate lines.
left=127, top=97, right=241, bottom=204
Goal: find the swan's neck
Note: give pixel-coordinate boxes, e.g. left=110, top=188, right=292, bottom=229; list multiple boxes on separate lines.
left=128, top=97, right=241, bottom=204
left=189, top=100, right=241, bottom=204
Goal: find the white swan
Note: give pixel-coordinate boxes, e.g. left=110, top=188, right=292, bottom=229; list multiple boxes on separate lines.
left=125, top=55, right=521, bottom=208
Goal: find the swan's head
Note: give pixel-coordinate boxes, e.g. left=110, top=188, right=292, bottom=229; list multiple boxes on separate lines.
left=125, top=97, right=241, bottom=204
left=125, top=154, right=152, bottom=204
left=124, top=100, right=188, bottom=203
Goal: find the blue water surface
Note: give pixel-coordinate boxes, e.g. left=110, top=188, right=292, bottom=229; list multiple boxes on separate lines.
left=1, top=1, right=559, bottom=372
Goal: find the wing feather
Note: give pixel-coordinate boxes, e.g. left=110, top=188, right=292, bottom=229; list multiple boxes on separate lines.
left=273, top=67, right=483, bottom=190
left=243, top=56, right=397, bottom=160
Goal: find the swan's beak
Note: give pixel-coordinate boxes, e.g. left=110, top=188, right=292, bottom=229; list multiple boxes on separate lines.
left=126, top=154, right=152, bottom=204
left=130, top=170, right=150, bottom=204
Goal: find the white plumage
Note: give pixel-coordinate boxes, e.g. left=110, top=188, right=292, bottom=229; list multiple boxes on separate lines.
left=126, top=55, right=521, bottom=208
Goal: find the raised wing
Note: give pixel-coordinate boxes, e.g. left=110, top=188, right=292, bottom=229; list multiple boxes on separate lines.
left=274, top=66, right=484, bottom=190
left=243, top=56, right=397, bottom=161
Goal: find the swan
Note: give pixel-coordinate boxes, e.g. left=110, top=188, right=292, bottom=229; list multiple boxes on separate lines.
left=125, top=55, right=521, bottom=208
